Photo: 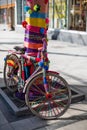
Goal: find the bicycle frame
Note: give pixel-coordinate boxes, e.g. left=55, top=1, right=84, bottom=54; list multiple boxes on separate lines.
left=6, top=38, right=50, bottom=95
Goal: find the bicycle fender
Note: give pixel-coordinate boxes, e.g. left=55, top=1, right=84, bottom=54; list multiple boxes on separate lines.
left=23, top=78, right=32, bottom=93
left=48, top=70, right=59, bottom=75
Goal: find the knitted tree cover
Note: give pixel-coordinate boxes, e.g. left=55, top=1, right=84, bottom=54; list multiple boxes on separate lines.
left=22, top=0, right=49, bottom=56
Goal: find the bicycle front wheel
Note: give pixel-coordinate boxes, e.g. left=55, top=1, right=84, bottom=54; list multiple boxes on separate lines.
left=25, top=71, right=71, bottom=119
left=4, top=54, right=22, bottom=93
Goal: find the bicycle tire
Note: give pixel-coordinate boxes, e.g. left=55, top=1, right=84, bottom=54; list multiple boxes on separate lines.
left=25, top=71, right=71, bottom=119
left=4, top=54, right=22, bottom=93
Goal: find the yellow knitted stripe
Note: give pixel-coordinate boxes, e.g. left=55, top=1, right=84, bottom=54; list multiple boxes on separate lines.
left=26, top=17, right=46, bottom=28
left=7, top=60, right=15, bottom=66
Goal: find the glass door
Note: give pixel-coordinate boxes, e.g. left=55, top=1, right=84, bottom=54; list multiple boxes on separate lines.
left=70, top=0, right=86, bottom=31
left=49, top=0, right=67, bottom=29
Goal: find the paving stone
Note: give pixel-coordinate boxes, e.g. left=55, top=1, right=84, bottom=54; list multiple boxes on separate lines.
left=62, top=120, right=87, bottom=130
left=0, top=111, right=8, bottom=126
left=67, top=102, right=87, bottom=117
left=11, top=118, right=33, bottom=130
left=70, top=101, right=87, bottom=112
left=0, top=123, right=14, bottom=130
left=38, top=119, right=76, bottom=130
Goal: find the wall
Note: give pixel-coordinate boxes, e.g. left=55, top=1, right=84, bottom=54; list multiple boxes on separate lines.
left=47, top=29, right=87, bottom=45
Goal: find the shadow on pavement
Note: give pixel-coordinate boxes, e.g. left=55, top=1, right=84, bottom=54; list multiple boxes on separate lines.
left=0, top=42, right=23, bottom=45
left=59, top=71, right=87, bottom=85
left=48, top=51, right=87, bottom=57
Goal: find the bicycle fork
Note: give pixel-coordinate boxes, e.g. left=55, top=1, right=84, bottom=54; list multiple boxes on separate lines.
left=43, top=69, right=52, bottom=99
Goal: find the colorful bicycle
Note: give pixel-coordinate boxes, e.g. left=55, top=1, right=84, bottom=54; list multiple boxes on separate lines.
left=4, top=38, right=71, bottom=119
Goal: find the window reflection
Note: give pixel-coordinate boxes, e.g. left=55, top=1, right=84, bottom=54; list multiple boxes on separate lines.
left=49, top=0, right=67, bottom=29
left=17, top=0, right=26, bottom=24
left=70, top=0, right=87, bottom=31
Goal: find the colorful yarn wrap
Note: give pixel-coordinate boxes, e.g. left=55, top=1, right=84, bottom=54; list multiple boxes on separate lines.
left=23, top=0, right=49, bottom=56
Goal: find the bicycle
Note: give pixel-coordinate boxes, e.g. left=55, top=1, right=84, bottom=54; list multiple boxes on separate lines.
left=4, top=38, right=71, bottom=119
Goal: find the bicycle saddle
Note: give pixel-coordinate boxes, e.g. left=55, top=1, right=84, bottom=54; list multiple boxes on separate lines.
left=14, top=46, right=26, bottom=53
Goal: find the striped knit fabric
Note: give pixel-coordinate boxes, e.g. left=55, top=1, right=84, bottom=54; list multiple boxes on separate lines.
left=23, top=0, right=49, bottom=56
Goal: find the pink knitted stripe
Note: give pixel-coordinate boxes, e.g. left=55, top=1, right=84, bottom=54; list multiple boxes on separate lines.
left=26, top=25, right=47, bottom=34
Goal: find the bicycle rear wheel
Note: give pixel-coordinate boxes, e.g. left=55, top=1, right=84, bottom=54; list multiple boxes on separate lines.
left=25, top=71, right=71, bottom=119
left=4, top=54, right=21, bottom=93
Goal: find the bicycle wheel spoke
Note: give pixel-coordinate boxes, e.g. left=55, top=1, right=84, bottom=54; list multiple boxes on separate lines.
left=58, top=99, right=68, bottom=107
left=32, top=98, right=47, bottom=111
left=51, top=77, right=59, bottom=87
left=53, top=95, right=68, bottom=108
left=51, top=100, right=63, bottom=114
left=49, top=101, right=58, bottom=116
left=52, top=93, right=69, bottom=107
left=30, top=85, right=44, bottom=95
left=52, top=88, right=68, bottom=97
left=33, top=83, right=45, bottom=95
left=30, top=96, right=45, bottom=104
left=48, top=101, right=53, bottom=117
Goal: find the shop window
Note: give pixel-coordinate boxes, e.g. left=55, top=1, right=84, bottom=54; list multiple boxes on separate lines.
left=49, top=0, right=67, bottom=29
left=0, top=9, right=5, bottom=23
left=49, top=0, right=53, bottom=28
left=17, top=0, right=22, bottom=24
left=17, top=0, right=26, bottom=25
left=70, top=0, right=86, bottom=31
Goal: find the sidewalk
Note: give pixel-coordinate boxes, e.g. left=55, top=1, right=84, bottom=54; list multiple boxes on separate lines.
left=0, top=30, right=87, bottom=130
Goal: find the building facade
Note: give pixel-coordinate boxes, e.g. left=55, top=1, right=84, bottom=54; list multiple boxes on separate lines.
left=0, top=0, right=15, bottom=30
left=0, top=0, right=87, bottom=32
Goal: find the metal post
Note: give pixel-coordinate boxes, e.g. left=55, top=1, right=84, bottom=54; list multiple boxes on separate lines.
left=86, top=11, right=87, bottom=31
left=22, top=0, right=24, bottom=21
left=11, top=0, right=12, bottom=30
left=73, top=0, right=75, bottom=27
left=7, top=0, right=8, bottom=30
left=52, top=0, right=54, bottom=28
left=66, top=0, right=70, bottom=29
